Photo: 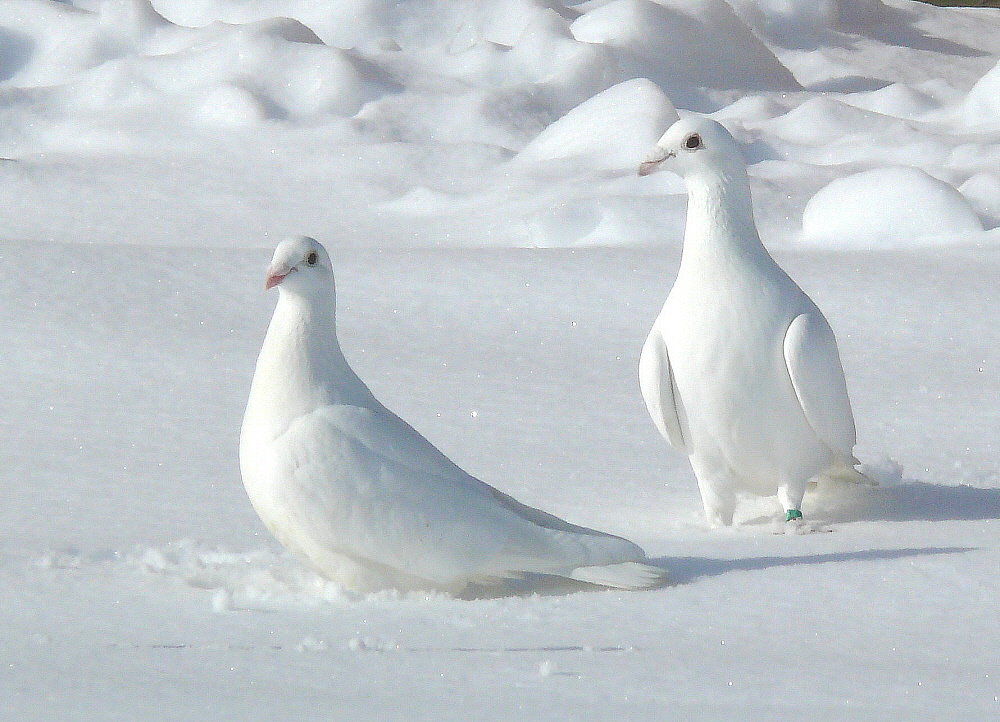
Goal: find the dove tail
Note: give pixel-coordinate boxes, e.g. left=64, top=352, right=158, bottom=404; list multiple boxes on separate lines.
left=824, top=463, right=876, bottom=486
left=569, top=561, right=669, bottom=590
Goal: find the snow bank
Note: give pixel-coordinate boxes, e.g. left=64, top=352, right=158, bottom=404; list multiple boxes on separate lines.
left=1, top=0, right=1000, bottom=248
left=570, top=0, right=799, bottom=101
left=801, top=166, right=985, bottom=248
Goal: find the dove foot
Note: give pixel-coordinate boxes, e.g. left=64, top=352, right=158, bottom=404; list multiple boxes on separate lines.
left=773, top=514, right=833, bottom=535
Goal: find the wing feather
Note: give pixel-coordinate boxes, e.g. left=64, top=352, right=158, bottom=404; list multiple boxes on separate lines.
left=271, top=406, right=643, bottom=585
left=782, top=313, right=857, bottom=460
left=638, top=327, right=689, bottom=453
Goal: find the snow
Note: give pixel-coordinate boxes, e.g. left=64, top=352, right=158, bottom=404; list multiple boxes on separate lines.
left=964, top=58, right=1000, bottom=124
left=801, top=166, right=984, bottom=248
left=514, top=78, right=679, bottom=169
left=1, top=0, right=999, bottom=719
left=960, top=171, right=1000, bottom=226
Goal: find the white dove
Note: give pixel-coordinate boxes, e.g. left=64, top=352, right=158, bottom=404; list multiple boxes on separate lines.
left=637, top=116, right=870, bottom=529
left=240, top=236, right=668, bottom=595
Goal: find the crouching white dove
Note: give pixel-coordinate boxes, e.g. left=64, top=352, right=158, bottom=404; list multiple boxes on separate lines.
left=637, top=116, right=871, bottom=529
left=240, top=236, right=668, bottom=595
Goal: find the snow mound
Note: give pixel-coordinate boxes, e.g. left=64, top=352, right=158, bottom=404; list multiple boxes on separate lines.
left=844, top=82, right=940, bottom=120
left=801, top=166, right=984, bottom=248
left=570, top=0, right=799, bottom=99
left=193, top=83, right=272, bottom=127
left=729, top=0, right=894, bottom=47
left=959, top=172, right=1000, bottom=227
left=98, top=0, right=172, bottom=44
left=734, top=0, right=839, bottom=36
left=515, top=78, right=678, bottom=168
left=502, top=10, right=620, bottom=115
left=964, top=59, right=1000, bottom=127
left=146, top=23, right=398, bottom=122
left=0, top=2, right=124, bottom=87
left=768, top=96, right=891, bottom=146
left=0, top=4, right=397, bottom=126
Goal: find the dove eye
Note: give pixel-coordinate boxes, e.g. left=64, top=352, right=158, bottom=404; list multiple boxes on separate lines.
left=684, top=134, right=703, bottom=150
left=306, top=252, right=318, bottom=266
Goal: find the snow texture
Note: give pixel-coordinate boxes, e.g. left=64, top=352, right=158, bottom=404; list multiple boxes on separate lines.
left=2, top=1, right=999, bottom=720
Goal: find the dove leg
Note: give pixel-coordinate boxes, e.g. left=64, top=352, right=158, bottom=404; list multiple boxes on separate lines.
left=777, top=480, right=808, bottom=523
left=690, top=456, right=736, bottom=527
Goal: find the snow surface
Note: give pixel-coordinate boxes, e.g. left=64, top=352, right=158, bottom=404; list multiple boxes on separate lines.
left=2, top=0, right=999, bottom=719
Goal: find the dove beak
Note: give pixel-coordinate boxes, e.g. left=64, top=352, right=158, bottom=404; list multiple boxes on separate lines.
left=264, top=265, right=295, bottom=290
left=638, top=149, right=674, bottom=177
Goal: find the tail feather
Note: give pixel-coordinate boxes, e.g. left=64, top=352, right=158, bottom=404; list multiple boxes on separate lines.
left=569, top=561, right=669, bottom=590
left=824, top=463, right=877, bottom=486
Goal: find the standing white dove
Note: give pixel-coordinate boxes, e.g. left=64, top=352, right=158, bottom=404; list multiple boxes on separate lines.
left=637, top=116, right=871, bottom=529
left=240, top=236, right=668, bottom=595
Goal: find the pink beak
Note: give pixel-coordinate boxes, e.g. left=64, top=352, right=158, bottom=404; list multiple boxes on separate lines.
left=264, top=266, right=293, bottom=290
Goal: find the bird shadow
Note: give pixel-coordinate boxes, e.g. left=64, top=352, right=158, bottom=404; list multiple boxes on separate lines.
left=816, top=480, right=1000, bottom=524
left=460, top=479, right=999, bottom=598
left=656, top=546, right=975, bottom=587
left=461, top=543, right=975, bottom=598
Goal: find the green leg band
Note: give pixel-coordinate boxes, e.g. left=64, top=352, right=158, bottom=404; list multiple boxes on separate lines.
left=785, top=509, right=803, bottom=522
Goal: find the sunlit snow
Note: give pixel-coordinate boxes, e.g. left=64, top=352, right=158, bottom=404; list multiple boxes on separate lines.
left=2, top=1, right=999, bottom=719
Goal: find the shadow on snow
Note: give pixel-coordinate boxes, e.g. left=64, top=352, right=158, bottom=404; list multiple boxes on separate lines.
left=659, top=546, right=975, bottom=586
left=821, top=480, right=1000, bottom=523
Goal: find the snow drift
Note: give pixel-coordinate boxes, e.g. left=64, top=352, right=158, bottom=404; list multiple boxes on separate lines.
left=0, top=0, right=997, bottom=247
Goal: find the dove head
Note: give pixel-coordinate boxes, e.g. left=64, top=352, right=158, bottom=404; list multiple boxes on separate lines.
left=265, top=236, right=333, bottom=296
left=638, top=116, right=747, bottom=181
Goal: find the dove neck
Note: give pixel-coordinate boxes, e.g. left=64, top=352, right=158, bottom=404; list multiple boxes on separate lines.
left=679, top=168, right=765, bottom=267
left=256, top=291, right=374, bottom=414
